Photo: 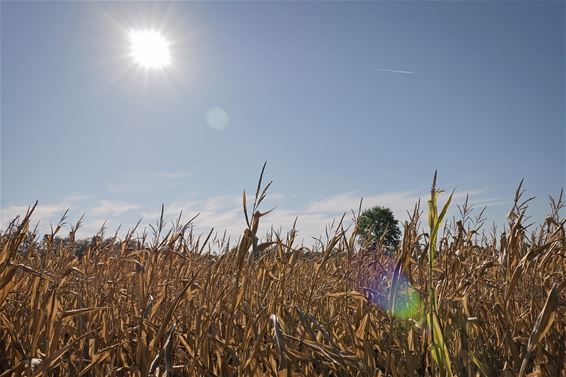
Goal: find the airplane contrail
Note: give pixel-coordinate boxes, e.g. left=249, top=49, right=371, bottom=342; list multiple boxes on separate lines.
left=372, top=68, right=415, bottom=75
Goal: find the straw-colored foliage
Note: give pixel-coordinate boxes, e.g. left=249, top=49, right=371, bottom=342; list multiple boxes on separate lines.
left=1, top=172, right=565, bottom=376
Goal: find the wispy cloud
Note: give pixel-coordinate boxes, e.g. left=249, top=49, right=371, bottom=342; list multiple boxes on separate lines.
left=1, top=187, right=509, bottom=243
left=1, top=203, right=67, bottom=228
left=271, top=189, right=509, bottom=240
left=271, top=191, right=421, bottom=240
left=140, top=194, right=245, bottom=238
left=91, top=200, right=140, bottom=217
left=0, top=195, right=92, bottom=229
left=304, top=191, right=418, bottom=216
left=1, top=196, right=138, bottom=237
left=372, top=67, right=415, bottom=75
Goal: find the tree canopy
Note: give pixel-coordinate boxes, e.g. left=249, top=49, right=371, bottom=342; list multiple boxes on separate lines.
left=357, top=206, right=401, bottom=252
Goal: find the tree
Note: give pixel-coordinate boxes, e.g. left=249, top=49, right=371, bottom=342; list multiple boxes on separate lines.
left=357, top=206, right=401, bottom=253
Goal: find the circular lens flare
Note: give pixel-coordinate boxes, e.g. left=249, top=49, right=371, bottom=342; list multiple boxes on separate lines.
left=206, top=107, right=230, bottom=130
left=129, top=30, right=171, bottom=69
left=362, top=261, right=422, bottom=321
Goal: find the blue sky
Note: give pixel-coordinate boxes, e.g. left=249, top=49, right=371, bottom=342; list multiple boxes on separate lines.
left=1, top=1, right=564, bottom=240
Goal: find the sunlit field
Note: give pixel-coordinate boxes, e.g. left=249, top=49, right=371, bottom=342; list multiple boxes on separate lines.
left=1, top=172, right=564, bottom=377
left=2, top=1, right=564, bottom=376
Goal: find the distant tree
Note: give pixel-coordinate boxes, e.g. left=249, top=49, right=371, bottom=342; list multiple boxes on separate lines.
left=357, top=206, right=401, bottom=253
left=17, top=231, right=39, bottom=254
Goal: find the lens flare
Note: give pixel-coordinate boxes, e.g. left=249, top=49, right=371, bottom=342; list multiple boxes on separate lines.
left=361, top=261, right=422, bottom=321
left=389, top=278, right=421, bottom=320
left=206, top=106, right=230, bottom=130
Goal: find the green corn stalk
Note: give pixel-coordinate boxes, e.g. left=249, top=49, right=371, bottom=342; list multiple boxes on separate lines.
left=427, top=172, right=454, bottom=377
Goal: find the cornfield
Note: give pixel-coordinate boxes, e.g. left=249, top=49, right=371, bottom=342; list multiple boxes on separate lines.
left=1, top=171, right=565, bottom=376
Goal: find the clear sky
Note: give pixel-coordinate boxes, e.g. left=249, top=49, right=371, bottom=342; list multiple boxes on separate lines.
left=1, top=1, right=564, bottom=240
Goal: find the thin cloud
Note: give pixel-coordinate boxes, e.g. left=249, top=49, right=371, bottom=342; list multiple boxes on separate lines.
left=1, top=203, right=67, bottom=228
left=1, top=188, right=509, bottom=244
left=0, top=196, right=137, bottom=237
left=91, top=200, right=141, bottom=217
left=372, top=67, right=415, bottom=75
left=304, top=191, right=419, bottom=217
left=0, top=195, right=93, bottom=229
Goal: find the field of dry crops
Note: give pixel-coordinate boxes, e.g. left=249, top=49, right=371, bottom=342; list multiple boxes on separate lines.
left=0, top=176, right=565, bottom=376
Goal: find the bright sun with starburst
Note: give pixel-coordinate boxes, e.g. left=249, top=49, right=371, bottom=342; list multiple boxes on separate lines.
left=129, top=30, right=171, bottom=69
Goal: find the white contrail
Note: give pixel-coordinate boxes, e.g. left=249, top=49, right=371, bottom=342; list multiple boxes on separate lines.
left=372, top=68, right=415, bottom=75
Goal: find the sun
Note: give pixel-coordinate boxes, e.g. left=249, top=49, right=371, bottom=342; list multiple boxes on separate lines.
left=129, top=30, right=171, bottom=69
